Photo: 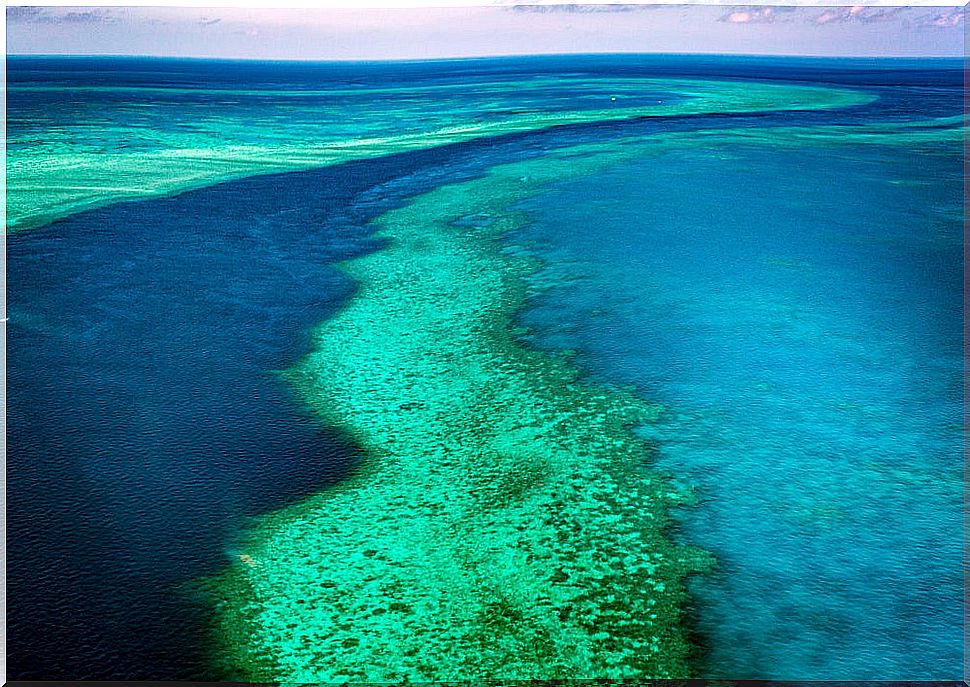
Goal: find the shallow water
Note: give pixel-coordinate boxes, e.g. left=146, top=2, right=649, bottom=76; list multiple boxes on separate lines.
left=6, top=141, right=522, bottom=678
left=6, top=114, right=670, bottom=680
left=516, top=130, right=963, bottom=677
left=10, top=54, right=878, bottom=232
left=6, top=55, right=964, bottom=680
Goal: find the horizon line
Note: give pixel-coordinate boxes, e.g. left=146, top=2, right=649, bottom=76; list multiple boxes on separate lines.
left=7, top=50, right=966, bottom=62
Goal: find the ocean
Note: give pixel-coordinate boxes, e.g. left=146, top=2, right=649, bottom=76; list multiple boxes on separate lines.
left=6, top=54, right=963, bottom=680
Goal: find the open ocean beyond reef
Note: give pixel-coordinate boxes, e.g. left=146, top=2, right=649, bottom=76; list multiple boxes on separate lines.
left=6, top=55, right=963, bottom=680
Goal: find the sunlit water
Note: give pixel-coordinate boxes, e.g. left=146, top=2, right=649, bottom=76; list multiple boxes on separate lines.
left=515, top=124, right=963, bottom=678
left=7, top=55, right=963, bottom=679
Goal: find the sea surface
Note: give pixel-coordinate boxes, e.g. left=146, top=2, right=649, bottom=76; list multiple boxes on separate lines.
left=515, top=139, right=963, bottom=678
left=6, top=55, right=964, bottom=680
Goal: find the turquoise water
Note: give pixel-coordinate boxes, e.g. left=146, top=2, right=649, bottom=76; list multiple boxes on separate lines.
left=6, top=55, right=964, bottom=680
left=516, top=140, right=963, bottom=678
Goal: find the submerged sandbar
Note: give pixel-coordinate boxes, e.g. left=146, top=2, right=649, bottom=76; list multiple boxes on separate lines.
left=209, top=108, right=969, bottom=680
left=212, top=147, right=713, bottom=681
left=8, top=73, right=871, bottom=232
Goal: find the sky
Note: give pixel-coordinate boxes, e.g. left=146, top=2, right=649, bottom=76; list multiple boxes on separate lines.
left=5, top=3, right=966, bottom=59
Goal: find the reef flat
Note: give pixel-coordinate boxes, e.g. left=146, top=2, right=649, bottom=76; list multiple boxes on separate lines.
left=212, top=145, right=714, bottom=681
left=207, top=105, right=969, bottom=681
left=8, top=73, right=871, bottom=232
left=11, top=52, right=963, bottom=681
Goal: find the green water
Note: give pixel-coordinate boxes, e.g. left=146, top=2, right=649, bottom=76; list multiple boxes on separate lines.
left=8, top=67, right=869, bottom=232
left=210, top=117, right=962, bottom=680
left=9, top=55, right=963, bottom=681
left=212, top=153, right=714, bottom=681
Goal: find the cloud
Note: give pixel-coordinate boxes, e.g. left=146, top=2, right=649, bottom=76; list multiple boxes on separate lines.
left=814, top=6, right=904, bottom=25
left=231, top=27, right=261, bottom=38
left=509, top=4, right=647, bottom=13
left=7, top=7, right=119, bottom=24
left=719, top=7, right=776, bottom=24
left=6, top=7, right=45, bottom=22
left=919, top=9, right=964, bottom=29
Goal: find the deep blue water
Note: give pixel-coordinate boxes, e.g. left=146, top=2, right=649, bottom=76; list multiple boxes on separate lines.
left=6, top=141, right=525, bottom=679
left=8, top=53, right=963, bottom=142
left=8, top=166, right=361, bottom=680
left=6, top=111, right=675, bottom=679
left=9, top=53, right=962, bottom=89
left=6, top=55, right=964, bottom=680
